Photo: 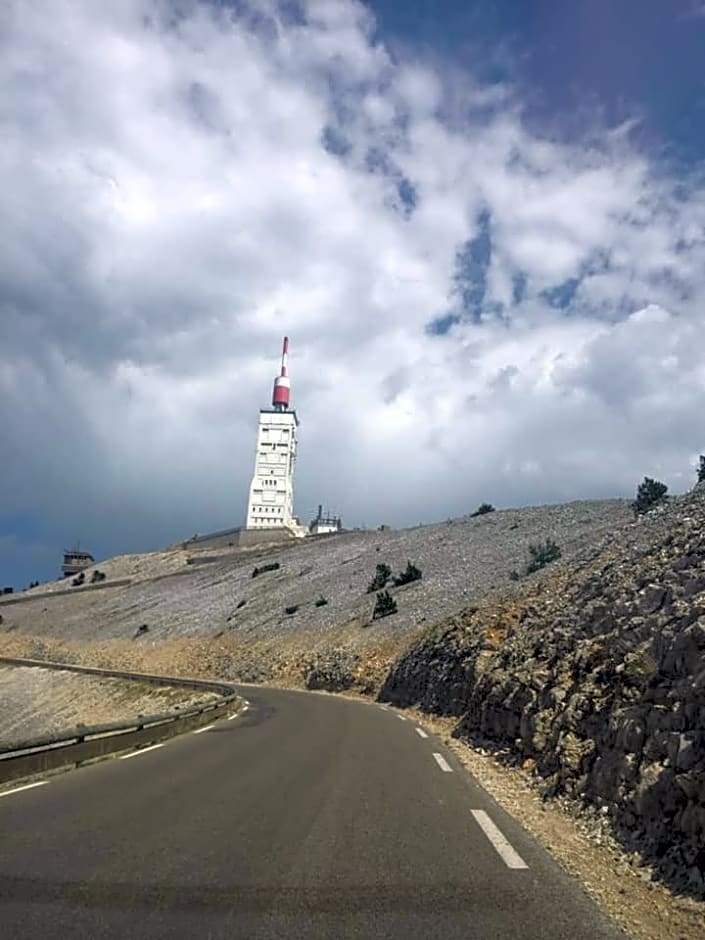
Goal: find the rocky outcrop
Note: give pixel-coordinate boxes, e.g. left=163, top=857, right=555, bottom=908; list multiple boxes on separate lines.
left=379, top=605, right=514, bottom=713
left=304, top=650, right=360, bottom=691
left=381, top=488, right=705, bottom=899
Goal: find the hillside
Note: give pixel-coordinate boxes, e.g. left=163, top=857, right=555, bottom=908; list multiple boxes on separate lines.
left=1, top=499, right=628, bottom=662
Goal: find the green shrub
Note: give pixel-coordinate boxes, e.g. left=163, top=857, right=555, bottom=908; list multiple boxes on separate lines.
left=134, top=623, right=149, bottom=638
left=393, top=561, right=422, bottom=587
left=698, top=456, right=705, bottom=483
left=508, top=569, right=520, bottom=581
left=252, top=561, right=280, bottom=578
left=71, top=572, right=85, bottom=587
left=633, top=477, right=668, bottom=515
left=471, top=503, right=495, bottom=517
left=90, top=570, right=106, bottom=583
left=367, top=563, right=391, bottom=593
left=314, top=596, right=328, bottom=607
left=284, top=605, right=299, bottom=615
left=526, top=539, right=562, bottom=574
left=372, top=590, right=398, bottom=620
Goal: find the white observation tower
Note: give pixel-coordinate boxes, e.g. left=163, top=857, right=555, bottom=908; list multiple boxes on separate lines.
left=245, top=337, right=302, bottom=532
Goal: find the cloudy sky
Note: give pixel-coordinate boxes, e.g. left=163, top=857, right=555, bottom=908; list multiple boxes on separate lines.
left=2, top=0, right=705, bottom=588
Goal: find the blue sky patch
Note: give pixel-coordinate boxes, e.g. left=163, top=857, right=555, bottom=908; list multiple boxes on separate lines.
left=322, top=125, right=351, bottom=157
left=512, top=272, right=527, bottom=305
left=426, top=312, right=460, bottom=336
left=397, top=177, right=417, bottom=214
left=370, top=0, right=705, bottom=164
left=542, top=278, right=580, bottom=310
left=452, top=209, right=492, bottom=322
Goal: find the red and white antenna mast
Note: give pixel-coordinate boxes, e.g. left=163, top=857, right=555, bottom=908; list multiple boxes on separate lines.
left=272, top=336, right=291, bottom=411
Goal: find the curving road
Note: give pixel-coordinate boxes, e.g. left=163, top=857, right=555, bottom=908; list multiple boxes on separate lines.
left=0, top=687, right=625, bottom=939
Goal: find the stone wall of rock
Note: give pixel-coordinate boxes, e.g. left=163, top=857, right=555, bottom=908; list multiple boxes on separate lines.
left=303, top=650, right=361, bottom=692
left=381, top=488, right=705, bottom=899
left=379, top=605, right=510, bottom=714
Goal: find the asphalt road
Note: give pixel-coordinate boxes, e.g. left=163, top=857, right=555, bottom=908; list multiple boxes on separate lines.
left=0, top=687, right=626, bottom=939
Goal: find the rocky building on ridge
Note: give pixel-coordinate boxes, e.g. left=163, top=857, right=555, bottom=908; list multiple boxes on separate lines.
left=61, top=548, right=94, bottom=579
left=309, top=505, right=343, bottom=535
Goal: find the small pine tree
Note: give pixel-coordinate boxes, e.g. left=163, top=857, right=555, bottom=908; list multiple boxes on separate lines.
left=471, top=503, right=495, bottom=517
left=698, top=456, right=705, bottom=484
left=633, top=477, right=668, bottom=515
left=367, top=563, right=391, bottom=593
left=252, top=561, right=280, bottom=578
left=393, top=561, right=422, bottom=587
left=526, top=539, right=562, bottom=574
left=372, top=590, right=398, bottom=620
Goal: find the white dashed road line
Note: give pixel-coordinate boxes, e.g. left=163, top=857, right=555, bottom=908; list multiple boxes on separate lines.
left=193, top=724, right=215, bottom=734
left=432, top=753, right=453, bottom=773
left=0, top=781, right=48, bottom=798
left=397, top=715, right=407, bottom=721
left=120, top=743, right=165, bottom=760
left=228, top=701, right=249, bottom=720
left=415, top=728, right=428, bottom=739
left=471, top=809, right=529, bottom=869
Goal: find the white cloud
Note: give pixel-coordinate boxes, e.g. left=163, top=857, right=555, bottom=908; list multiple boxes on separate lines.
left=394, top=64, right=443, bottom=117
left=1, top=0, right=704, bottom=581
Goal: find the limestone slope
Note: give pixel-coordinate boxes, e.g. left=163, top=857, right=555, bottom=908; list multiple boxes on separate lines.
left=1, top=499, right=628, bottom=650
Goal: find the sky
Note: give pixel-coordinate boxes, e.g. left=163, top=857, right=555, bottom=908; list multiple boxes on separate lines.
left=2, top=0, right=705, bottom=589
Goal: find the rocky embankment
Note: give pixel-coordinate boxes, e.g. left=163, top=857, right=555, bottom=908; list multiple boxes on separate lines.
left=381, top=486, right=705, bottom=899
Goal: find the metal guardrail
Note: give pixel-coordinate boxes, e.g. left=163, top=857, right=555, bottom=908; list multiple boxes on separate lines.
left=0, top=656, right=241, bottom=786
